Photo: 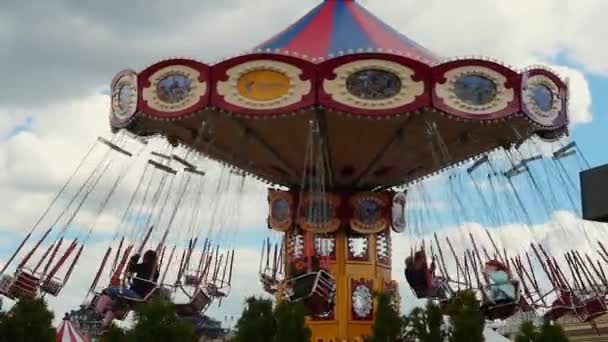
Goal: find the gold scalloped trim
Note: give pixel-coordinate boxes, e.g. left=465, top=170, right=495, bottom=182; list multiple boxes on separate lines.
left=111, top=73, right=137, bottom=120
left=142, top=65, right=207, bottom=113
left=523, top=74, right=561, bottom=126
left=436, top=66, right=514, bottom=115
left=217, top=60, right=312, bottom=110
left=323, top=59, right=424, bottom=110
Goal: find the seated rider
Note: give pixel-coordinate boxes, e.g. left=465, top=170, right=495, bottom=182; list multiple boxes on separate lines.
left=94, top=250, right=159, bottom=326
left=482, top=260, right=516, bottom=305
left=405, top=251, right=433, bottom=298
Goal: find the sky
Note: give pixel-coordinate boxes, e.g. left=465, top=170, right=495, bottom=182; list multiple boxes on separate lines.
left=1, top=0, right=608, bottom=328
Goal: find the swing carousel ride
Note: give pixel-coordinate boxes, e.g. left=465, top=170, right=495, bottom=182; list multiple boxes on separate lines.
left=0, top=0, right=604, bottom=340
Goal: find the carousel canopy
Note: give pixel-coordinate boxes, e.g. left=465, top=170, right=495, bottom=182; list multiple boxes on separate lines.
left=56, top=317, right=87, bottom=342
left=109, top=0, right=569, bottom=191
left=255, top=0, right=437, bottom=63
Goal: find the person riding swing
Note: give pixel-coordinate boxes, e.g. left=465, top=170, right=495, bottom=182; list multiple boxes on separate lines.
left=94, top=249, right=160, bottom=326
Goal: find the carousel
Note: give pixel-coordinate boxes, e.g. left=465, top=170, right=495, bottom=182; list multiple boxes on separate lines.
left=0, top=0, right=583, bottom=341
left=105, top=0, right=568, bottom=340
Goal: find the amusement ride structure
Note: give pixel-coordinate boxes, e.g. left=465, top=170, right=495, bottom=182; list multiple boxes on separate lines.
left=1, top=0, right=605, bottom=341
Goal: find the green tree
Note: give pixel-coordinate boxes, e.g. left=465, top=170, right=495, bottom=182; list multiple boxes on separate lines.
left=446, top=291, right=485, bottom=342
left=0, top=297, right=55, bottom=342
left=402, top=302, right=446, bottom=342
left=101, top=324, right=128, bottom=342
left=515, top=321, right=538, bottom=342
left=368, top=292, right=403, bottom=342
left=234, top=297, right=275, bottom=342
left=273, top=301, right=311, bottom=342
left=536, top=322, right=569, bottom=342
left=125, top=296, right=195, bottom=342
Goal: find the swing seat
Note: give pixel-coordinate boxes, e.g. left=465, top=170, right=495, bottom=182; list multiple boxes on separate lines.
left=174, top=290, right=211, bottom=317
left=260, top=273, right=279, bottom=294
left=206, top=283, right=227, bottom=298
left=545, top=293, right=577, bottom=321
left=287, top=270, right=335, bottom=315
left=577, top=297, right=606, bottom=322
left=41, top=277, right=63, bottom=296
left=0, top=274, right=15, bottom=298
left=184, top=274, right=200, bottom=287
left=10, top=269, right=40, bottom=299
left=481, top=281, right=520, bottom=320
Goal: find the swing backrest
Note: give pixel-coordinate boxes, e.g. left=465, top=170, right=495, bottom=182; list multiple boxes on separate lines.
left=11, top=268, right=40, bottom=299
left=174, top=289, right=211, bottom=317
left=41, top=276, right=63, bottom=296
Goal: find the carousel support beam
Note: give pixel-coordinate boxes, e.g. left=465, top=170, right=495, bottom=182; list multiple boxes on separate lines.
left=184, top=168, right=206, bottom=177
left=553, top=150, right=576, bottom=160
left=353, top=116, right=413, bottom=187
left=522, top=155, right=542, bottom=165
left=172, top=154, right=195, bottom=169
left=151, top=151, right=172, bottom=160
left=98, top=137, right=132, bottom=157
left=553, top=142, right=577, bottom=158
left=230, top=117, right=298, bottom=182
left=467, top=155, right=489, bottom=174
left=148, top=160, right=177, bottom=175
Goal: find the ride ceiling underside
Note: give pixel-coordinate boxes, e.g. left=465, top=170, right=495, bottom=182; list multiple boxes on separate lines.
left=109, top=0, right=569, bottom=191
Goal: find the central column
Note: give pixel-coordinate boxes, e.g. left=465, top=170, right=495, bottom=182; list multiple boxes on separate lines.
left=268, top=190, right=403, bottom=342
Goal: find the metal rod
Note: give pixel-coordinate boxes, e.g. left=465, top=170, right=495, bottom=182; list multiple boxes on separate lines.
left=98, top=137, right=133, bottom=157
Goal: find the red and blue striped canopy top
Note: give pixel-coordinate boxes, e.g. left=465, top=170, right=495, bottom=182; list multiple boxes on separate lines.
left=255, top=0, right=438, bottom=63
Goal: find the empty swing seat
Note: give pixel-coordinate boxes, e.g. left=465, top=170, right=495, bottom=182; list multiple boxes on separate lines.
left=10, top=269, right=40, bottom=299
left=577, top=297, right=607, bottom=322
left=0, top=275, right=15, bottom=298
left=287, top=270, right=335, bottom=315
left=206, top=283, right=227, bottom=298
left=174, top=290, right=211, bottom=317
left=184, top=274, right=200, bottom=287
left=545, top=293, right=577, bottom=321
left=41, top=276, right=63, bottom=296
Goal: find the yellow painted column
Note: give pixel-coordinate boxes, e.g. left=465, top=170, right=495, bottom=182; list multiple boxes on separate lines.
left=307, top=228, right=394, bottom=342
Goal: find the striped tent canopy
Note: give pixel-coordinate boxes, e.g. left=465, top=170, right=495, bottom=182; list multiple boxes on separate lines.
left=255, top=0, right=438, bottom=63
left=56, top=316, right=87, bottom=342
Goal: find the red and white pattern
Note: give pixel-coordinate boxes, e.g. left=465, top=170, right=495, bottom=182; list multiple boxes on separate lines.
left=56, top=318, right=87, bottom=342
